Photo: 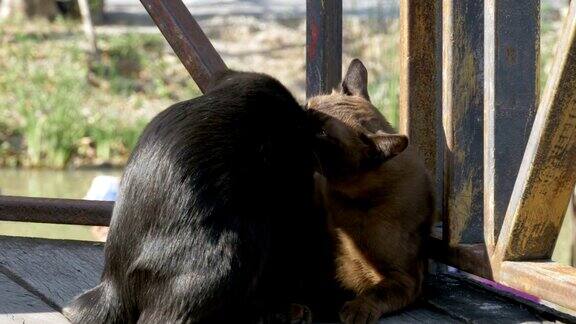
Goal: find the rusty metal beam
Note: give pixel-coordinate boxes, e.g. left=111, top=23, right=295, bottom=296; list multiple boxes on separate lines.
left=0, top=196, right=112, bottom=226
left=140, top=0, right=227, bottom=93
left=306, top=0, right=342, bottom=98
left=494, top=2, right=576, bottom=262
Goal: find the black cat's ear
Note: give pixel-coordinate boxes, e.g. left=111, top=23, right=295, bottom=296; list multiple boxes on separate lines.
left=341, top=59, right=370, bottom=101
left=368, top=131, right=408, bottom=160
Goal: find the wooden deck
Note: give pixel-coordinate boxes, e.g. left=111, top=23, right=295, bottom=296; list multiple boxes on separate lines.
left=0, top=235, right=573, bottom=323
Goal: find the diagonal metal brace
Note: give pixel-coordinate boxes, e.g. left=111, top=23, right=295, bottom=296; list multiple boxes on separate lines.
left=140, top=0, right=227, bottom=93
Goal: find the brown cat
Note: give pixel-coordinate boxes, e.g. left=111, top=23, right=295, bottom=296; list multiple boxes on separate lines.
left=307, top=59, right=434, bottom=324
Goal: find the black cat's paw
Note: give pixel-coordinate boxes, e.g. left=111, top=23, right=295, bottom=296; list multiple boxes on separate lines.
left=290, top=303, right=312, bottom=324
left=258, top=304, right=312, bottom=324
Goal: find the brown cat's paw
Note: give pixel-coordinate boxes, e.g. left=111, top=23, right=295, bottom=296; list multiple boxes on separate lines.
left=339, top=298, right=382, bottom=324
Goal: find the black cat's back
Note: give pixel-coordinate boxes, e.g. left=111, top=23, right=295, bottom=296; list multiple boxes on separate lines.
left=65, top=71, right=315, bottom=323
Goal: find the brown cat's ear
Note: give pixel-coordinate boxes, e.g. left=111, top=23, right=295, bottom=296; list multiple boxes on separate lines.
left=341, top=59, right=370, bottom=101
left=368, top=131, right=408, bottom=160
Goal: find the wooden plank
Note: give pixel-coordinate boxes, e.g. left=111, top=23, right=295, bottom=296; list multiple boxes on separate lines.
left=0, top=195, right=112, bottom=226
left=0, top=236, right=103, bottom=309
left=499, top=261, right=576, bottom=312
left=140, top=0, right=227, bottom=93
left=0, top=236, right=572, bottom=322
left=428, top=239, right=493, bottom=279
left=379, top=304, right=459, bottom=323
left=423, top=273, right=548, bottom=322
left=433, top=2, right=444, bottom=219
left=573, top=193, right=576, bottom=266
left=0, top=272, right=69, bottom=324
left=306, top=0, right=342, bottom=98
left=483, top=0, right=540, bottom=251
left=460, top=272, right=576, bottom=322
left=442, top=0, right=484, bottom=245
left=494, top=2, right=576, bottom=262
left=434, top=247, right=576, bottom=317
left=399, top=0, right=442, bottom=210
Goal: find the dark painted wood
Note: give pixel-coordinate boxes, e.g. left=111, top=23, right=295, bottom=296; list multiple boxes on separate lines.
left=399, top=0, right=442, bottom=214
left=434, top=2, right=444, bottom=219
left=306, top=0, right=342, bottom=98
left=0, top=236, right=103, bottom=309
left=425, top=274, right=559, bottom=323
left=0, top=272, right=69, bottom=323
left=140, top=0, right=227, bottom=93
left=483, top=0, right=539, bottom=251
left=379, top=304, right=459, bottom=323
left=461, top=270, right=576, bottom=323
left=442, top=0, right=484, bottom=245
left=0, top=196, right=112, bottom=226
left=428, top=239, right=493, bottom=279
left=494, top=2, right=576, bottom=262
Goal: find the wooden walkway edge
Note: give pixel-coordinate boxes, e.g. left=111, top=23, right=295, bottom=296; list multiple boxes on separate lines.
left=0, top=236, right=573, bottom=323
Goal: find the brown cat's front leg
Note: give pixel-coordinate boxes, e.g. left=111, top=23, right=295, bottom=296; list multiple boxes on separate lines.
left=339, top=294, right=383, bottom=324
left=339, top=270, right=421, bottom=324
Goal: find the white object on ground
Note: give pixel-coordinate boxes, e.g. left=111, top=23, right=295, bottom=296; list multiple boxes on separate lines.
left=84, top=175, right=119, bottom=201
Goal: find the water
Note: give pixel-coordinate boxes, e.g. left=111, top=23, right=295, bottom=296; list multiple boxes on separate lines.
left=0, top=167, right=572, bottom=264
left=0, top=168, right=123, bottom=241
left=0, top=168, right=122, bottom=198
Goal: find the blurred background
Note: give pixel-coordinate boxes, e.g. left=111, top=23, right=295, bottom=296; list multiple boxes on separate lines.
left=0, top=0, right=573, bottom=265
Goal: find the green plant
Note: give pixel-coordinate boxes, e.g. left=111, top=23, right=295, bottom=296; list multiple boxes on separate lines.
left=0, top=20, right=200, bottom=169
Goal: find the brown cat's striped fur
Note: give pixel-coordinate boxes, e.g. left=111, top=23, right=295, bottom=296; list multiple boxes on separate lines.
left=308, top=59, right=434, bottom=324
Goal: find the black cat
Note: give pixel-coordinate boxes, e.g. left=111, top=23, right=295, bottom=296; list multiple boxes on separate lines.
left=64, top=70, right=318, bottom=323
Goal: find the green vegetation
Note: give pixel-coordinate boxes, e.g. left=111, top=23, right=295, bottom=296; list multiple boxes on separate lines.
left=0, top=20, right=200, bottom=168
left=344, top=18, right=401, bottom=127
left=541, top=3, right=568, bottom=91
left=0, top=6, right=567, bottom=169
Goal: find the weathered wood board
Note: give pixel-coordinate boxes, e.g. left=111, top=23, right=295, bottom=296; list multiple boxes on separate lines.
left=483, top=0, right=540, bottom=251
left=306, top=0, right=342, bottom=98
left=573, top=195, right=576, bottom=266
left=424, top=274, right=548, bottom=323
left=442, top=0, right=484, bottom=245
left=0, top=236, right=103, bottom=309
left=399, top=0, right=443, bottom=214
left=0, top=236, right=571, bottom=323
left=428, top=239, right=493, bottom=279
left=494, top=1, right=576, bottom=262
left=379, top=304, right=458, bottom=323
left=499, top=261, right=576, bottom=312
left=0, top=272, right=69, bottom=324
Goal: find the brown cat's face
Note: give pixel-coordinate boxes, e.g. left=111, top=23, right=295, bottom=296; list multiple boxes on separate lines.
left=307, top=59, right=408, bottom=182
